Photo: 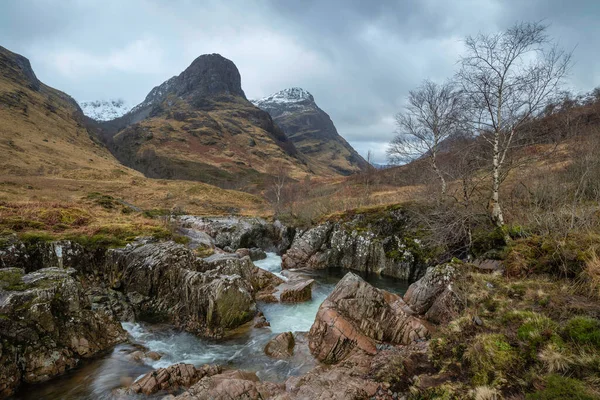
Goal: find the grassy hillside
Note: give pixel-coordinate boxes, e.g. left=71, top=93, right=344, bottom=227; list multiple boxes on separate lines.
left=108, top=95, right=310, bottom=191
left=0, top=45, right=269, bottom=242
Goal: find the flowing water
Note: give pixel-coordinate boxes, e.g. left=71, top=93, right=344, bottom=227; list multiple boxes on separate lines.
left=12, top=253, right=409, bottom=399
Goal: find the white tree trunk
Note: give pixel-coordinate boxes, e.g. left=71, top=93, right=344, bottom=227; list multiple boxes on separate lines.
left=432, top=158, right=447, bottom=195
left=490, top=133, right=505, bottom=228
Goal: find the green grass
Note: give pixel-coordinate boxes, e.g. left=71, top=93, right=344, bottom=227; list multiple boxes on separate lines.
left=562, top=316, right=600, bottom=348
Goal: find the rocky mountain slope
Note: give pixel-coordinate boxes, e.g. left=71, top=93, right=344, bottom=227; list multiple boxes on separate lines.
left=96, top=54, right=310, bottom=190
left=0, top=45, right=125, bottom=179
left=79, top=99, right=130, bottom=121
left=252, top=88, right=369, bottom=175
left=0, top=45, right=267, bottom=216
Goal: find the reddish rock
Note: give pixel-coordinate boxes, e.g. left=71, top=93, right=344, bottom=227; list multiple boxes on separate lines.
left=129, top=363, right=221, bottom=395
left=280, top=279, right=314, bottom=303
left=308, top=273, right=430, bottom=364
left=175, top=370, right=282, bottom=400
left=264, top=332, right=295, bottom=359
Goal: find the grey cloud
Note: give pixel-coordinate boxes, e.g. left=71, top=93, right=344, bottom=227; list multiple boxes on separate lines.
left=1, top=0, right=598, bottom=163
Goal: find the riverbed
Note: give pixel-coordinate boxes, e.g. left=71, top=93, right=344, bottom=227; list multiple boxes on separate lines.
left=12, top=253, right=409, bottom=399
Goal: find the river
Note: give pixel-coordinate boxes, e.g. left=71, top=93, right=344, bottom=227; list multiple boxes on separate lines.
left=12, top=253, right=409, bottom=399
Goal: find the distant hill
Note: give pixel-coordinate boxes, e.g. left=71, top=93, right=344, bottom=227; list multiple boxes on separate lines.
left=252, top=87, right=369, bottom=175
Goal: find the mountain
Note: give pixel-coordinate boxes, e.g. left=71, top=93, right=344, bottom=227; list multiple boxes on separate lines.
left=0, top=45, right=266, bottom=216
left=96, top=54, right=309, bottom=190
left=0, top=45, right=126, bottom=179
left=252, top=87, right=369, bottom=175
left=79, top=99, right=130, bottom=121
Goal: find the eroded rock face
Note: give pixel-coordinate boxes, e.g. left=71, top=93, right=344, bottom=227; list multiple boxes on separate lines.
left=178, top=216, right=295, bottom=254
left=308, top=273, right=430, bottom=364
left=128, top=363, right=221, bottom=396
left=264, top=332, right=295, bottom=359
left=282, top=212, right=426, bottom=280
left=104, top=242, right=257, bottom=338
left=0, top=236, right=104, bottom=273
left=0, top=267, right=126, bottom=397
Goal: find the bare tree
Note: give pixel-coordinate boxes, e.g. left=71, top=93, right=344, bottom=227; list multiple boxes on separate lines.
left=388, top=80, right=463, bottom=195
left=269, top=161, right=289, bottom=216
left=457, top=21, right=571, bottom=229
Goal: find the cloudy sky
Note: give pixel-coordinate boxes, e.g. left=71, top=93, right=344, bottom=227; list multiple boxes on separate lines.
left=1, top=0, right=598, bottom=163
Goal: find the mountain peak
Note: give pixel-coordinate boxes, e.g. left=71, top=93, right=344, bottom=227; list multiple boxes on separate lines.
left=129, top=53, right=246, bottom=115
left=79, top=99, right=130, bottom=121
left=252, top=87, right=314, bottom=107
left=0, top=45, right=41, bottom=91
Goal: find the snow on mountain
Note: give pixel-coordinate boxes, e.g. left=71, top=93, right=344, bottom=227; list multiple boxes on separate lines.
left=78, top=99, right=130, bottom=121
left=251, top=87, right=314, bottom=108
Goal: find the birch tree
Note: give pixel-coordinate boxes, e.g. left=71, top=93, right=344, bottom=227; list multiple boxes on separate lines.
left=457, top=21, right=571, bottom=229
left=388, top=80, right=463, bottom=195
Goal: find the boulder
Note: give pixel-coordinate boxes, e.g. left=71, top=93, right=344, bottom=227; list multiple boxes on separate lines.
left=235, top=247, right=267, bottom=261
left=175, top=370, right=283, bottom=400
left=105, top=242, right=257, bottom=338
left=198, top=253, right=283, bottom=296
left=284, top=351, right=381, bottom=400
left=0, top=267, right=126, bottom=397
left=0, top=237, right=105, bottom=274
left=279, top=279, right=314, bottom=303
left=403, top=262, right=459, bottom=315
left=128, top=363, right=221, bottom=395
left=264, top=332, right=295, bottom=359
left=308, top=273, right=430, bottom=364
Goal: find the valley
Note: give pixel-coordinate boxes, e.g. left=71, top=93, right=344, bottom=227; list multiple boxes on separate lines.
left=1, top=13, right=600, bottom=400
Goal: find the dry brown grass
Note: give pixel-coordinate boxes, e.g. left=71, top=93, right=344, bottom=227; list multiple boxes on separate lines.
left=0, top=175, right=268, bottom=217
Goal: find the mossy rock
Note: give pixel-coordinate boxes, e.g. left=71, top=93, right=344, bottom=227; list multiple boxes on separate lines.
left=0, top=268, right=26, bottom=291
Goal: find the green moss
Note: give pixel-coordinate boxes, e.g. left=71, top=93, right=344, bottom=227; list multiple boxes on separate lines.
left=66, top=233, right=127, bottom=249
left=562, top=316, right=600, bottom=348
left=471, top=227, right=507, bottom=259
left=86, top=192, right=119, bottom=209
left=38, top=207, right=90, bottom=226
left=525, top=375, right=596, bottom=400
left=464, top=333, right=519, bottom=386
left=517, top=314, right=560, bottom=358
left=172, top=234, right=191, bottom=245
left=409, top=384, right=460, bottom=400
left=0, top=269, right=26, bottom=291
left=2, top=216, right=45, bottom=231
left=18, top=231, right=54, bottom=245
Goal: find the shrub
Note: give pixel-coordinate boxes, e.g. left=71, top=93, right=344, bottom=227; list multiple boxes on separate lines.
left=525, top=374, right=595, bottom=400
left=505, top=234, right=598, bottom=278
